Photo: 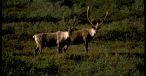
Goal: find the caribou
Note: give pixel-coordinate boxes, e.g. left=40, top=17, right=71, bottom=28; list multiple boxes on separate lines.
left=63, top=6, right=108, bottom=53
left=33, top=17, right=77, bottom=55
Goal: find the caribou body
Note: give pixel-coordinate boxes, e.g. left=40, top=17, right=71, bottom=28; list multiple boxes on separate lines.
left=63, top=6, right=108, bottom=52
left=33, top=17, right=77, bottom=55
left=33, top=30, right=72, bottom=55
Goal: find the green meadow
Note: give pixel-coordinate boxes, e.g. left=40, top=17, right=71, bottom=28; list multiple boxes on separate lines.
left=2, top=0, right=144, bottom=76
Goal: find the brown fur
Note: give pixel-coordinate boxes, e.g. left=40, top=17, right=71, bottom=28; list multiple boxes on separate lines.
left=33, top=30, right=72, bottom=55
left=63, top=6, right=108, bottom=52
left=63, top=27, right=98, bottom=52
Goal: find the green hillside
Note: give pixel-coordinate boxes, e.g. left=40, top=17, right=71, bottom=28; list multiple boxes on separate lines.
left=2, top=0, right=144, bottom=76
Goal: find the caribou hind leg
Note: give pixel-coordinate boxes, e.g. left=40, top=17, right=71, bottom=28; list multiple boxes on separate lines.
left=35, top=42, right=43, bottom=55
left=38, top=45, right=43, bottom=55
left=35, top=47, right=39, bottom=55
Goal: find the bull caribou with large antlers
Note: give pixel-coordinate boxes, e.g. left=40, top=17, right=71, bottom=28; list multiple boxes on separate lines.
left=63, top=6, right=108, bottom=52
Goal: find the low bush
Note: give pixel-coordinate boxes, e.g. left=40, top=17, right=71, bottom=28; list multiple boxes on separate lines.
left=2, top=56, right=59, bottom=76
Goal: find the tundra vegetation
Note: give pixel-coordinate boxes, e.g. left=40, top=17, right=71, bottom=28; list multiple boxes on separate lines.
left=2, top=0, right=144, bottom=76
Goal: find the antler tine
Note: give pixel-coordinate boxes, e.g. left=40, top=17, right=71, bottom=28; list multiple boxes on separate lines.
left=63, top=16, right=70, bottom=29
left=99, top=11, right=108, bottom=26
left=98, top=20, right=103, bottom=26
left=103, top=11, right=108, bottom=21
left=72, top=16, right=77, bottom=28
left=87, top=6, right=94, bottom=26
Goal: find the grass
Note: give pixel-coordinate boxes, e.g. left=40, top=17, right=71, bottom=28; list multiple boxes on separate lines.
left=2, top=18, right=144, bottom=75
left=2, top=0, right=144, bottom=75
left=2, top=38, right=144, bottom=75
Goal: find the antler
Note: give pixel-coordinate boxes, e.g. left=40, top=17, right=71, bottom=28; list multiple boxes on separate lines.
left=62, top=16, right=70, bottom=29
left=98, top=11, right=108, bottom=26
left=63, top=15, right=78, bottom=31
left=103, top=11, right=108, bottom=21
left=72, top=16, right=77, bottom=26
left=71, top=16, right=79, bottom=29
left=87, top=6, right=94, bottom=26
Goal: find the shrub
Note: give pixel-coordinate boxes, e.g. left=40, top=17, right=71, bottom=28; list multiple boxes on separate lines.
left=2, top=56, right=33, bottom=76
left=18, top=32, right=32, bottom=41
left=34, top=62, right=59, bottom=75
left=2, top=26, right=15, bottom=36
left=2, top=56, right=59, bottom=76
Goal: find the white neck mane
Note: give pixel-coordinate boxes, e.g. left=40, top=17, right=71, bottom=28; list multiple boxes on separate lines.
left=89, top=28, right=96, bottom=37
